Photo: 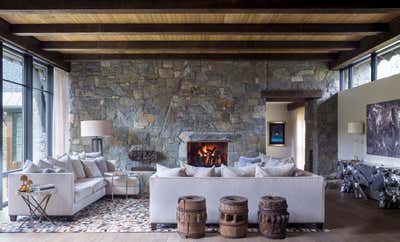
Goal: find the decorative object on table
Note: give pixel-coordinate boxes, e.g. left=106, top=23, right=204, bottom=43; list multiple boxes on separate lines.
left=219, top=195, right=248, bottom=238
left=17, top=188, right=56, bottom=227
left=18, top=175, right=32, bottom=193
left=268, top=122, right=285, bottom=146
left=128, top=145, right=158, bottom=164
left=347, top=121, right=364, bottom=160
left=176, top=195, right=207, bottom=239
left=258, top=196, right=289, bottom=239
left=80, top=120, right=113, bottom=155
left=367, top=99, right=400, bottom=158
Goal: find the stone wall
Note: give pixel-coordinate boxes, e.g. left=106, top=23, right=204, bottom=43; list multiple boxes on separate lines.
left=68, top=60, right=338, bottom=173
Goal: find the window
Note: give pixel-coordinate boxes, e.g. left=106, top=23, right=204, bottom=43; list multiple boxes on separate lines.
left=2, top=49, right=25, bottom=205
left=377, top=44, right=400, bottom=80
left=32, top=63, right=52, bottom=162
left=352, top=58, right=371, bottom=88
left=1, top=43, right=54, bottom=207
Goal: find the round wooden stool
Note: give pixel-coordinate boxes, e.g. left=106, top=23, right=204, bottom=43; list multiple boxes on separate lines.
left=258, top=196, right=289, bottom=239
left=176, top=195, right=207, bottom=239
left=219, top=195, right=248, bottom=238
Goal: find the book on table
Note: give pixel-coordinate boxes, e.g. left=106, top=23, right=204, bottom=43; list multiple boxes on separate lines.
left=31, top=184, right=55, bottom=192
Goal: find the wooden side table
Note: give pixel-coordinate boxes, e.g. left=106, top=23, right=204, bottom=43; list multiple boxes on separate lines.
left=17, top=188, right=56, bottom=227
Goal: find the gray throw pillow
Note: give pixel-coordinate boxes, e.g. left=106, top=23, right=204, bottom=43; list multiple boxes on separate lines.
left=95, top=157, right=108, bottom=175
left=22, top=160, right=41, bottom=173
left=82, top=160, right=102, bottom=178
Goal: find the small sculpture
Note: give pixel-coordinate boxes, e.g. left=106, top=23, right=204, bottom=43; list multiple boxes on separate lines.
left=18, top=175, right=33, bottom=192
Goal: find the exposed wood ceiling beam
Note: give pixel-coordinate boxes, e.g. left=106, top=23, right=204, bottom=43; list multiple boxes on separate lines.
left=0, top=18, right=69, bottom=71
left=330, top=17, right=400, bottom=69
left=64, top=53, right=337, bottom=62
left=11, top=23, right=388, bottom=36
left=287, top=101, right=306, bottom=111
left=262, top=90, right=323, bottom=102
left=41, top=41, right=358, bottom=52
left=0, top=1, right=399, bottom=13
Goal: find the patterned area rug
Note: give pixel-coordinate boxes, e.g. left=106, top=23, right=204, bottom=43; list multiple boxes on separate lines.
left=0, top=198, right=330, bottom=233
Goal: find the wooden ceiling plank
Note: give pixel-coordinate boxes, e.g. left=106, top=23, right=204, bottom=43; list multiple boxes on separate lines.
left=63, top=53, right=337, bottom=62
left=0, top=18, right=69, bottom=71
left=0, top=1, right=399, bottom=14
left=11, top=23, right=388, bottom=36
left=41, top=41, right=358, bottom=51
left=330, top=16, right=400, bottom=69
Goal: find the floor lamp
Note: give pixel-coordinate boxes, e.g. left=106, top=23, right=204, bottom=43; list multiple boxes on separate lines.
left=347, top=122, right=364, bottom=160
left=81, top=120, right=113, bottom=155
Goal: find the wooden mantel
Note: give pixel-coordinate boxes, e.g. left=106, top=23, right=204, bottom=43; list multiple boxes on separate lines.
left=261, top=90, right=323, bottom=102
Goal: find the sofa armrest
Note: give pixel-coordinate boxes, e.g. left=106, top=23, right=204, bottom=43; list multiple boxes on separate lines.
left=8, top=172, right=75, bottom=216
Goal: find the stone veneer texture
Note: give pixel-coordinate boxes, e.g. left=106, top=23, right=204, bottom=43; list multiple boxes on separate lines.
left=69, top=60, right=338, bottom=173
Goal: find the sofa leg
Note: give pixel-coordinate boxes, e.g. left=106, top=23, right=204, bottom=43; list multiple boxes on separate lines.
left=151, top=223, right=157, bottom=230
left=316, top=223, right=324, bottom=230
left=9, top=215, right=17, bottom=222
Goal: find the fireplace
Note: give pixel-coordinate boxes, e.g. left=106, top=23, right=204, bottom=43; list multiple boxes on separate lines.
left=187, top=142, right=228, bottom=167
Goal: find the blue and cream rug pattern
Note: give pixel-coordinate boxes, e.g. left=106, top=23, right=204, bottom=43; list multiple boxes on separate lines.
left=0, top=198, right=329, bottom=233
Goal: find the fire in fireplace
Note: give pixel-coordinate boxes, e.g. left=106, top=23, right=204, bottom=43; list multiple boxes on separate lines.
left=187, top=142, right=228, bottom=167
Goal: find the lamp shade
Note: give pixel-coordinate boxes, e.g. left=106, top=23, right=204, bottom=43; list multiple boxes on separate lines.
left=81, top=120, right=113, bottom=137
left=347, top=122, right=364, bottom=134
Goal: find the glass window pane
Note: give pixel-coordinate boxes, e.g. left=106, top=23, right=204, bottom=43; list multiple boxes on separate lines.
left=343, top=68, right=349, bottom=90
left=352, top=58, right=371, bottom=88
left=3, top=51, right=24, bottom=84
left=377, top=45, right=400, bottom=80
left=2, top=81, right=24, bottom=172
left=32, top=90, right=50, bottom=161
left=33, top=63, right=49, bottom=91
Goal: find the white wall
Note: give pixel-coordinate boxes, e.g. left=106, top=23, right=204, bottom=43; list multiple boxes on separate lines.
left=265, top=103, right=294, bottom=158
left=338, top=73, right=400, bottom=167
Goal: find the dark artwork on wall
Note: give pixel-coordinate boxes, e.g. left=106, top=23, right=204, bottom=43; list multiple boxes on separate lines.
left=367, top=99, right=400, bottom=158
left=269, top=122, right=285, bottom=146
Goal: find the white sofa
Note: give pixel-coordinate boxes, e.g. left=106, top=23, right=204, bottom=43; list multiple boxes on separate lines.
left=149, top=172, right=325, bottom=229
left=8, top=172, right=139, bottom=221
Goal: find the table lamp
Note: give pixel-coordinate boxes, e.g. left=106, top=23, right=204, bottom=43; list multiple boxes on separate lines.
left=81, top=120, right=113, bottom=155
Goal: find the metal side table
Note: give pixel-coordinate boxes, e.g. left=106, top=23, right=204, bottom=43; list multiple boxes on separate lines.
left=17, top=188, right=56, bottom=227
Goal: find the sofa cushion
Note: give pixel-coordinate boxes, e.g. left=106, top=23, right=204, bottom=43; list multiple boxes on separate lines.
left=74, top=178, right=106, bottom=202
left=71, top=158, right=86, bottom=179
left=221, top=164, right=256, bottom=177
left=238, top=156, right=262, bottom=167
left=184, top=164, right=215, bottom=177
left=106, top=160, right=120, bottom=172
left=156, top=164, right=185, bottom=177
left=255, top=163, right=295, bottom=177
left=82, top=160, right=102, bottom=178
left=54, top=154, right=76, bottom=180
left=22, top=160, right=41, bottom=173
left=35, top=159, right=54, bottom=169
left=95, top=157, right=108, bottom=175
left=105, top=176, right=139, bottom=187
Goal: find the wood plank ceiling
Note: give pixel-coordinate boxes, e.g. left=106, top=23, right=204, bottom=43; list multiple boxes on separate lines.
left=0, top=1, right=400, bottom=71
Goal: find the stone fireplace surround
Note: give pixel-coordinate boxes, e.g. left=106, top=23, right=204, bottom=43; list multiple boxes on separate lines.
left=178, top=131, right=241, bottom=166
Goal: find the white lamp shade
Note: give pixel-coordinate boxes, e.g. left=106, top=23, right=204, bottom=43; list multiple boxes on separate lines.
left=347, top=122, right=364, bottom=134
left=81, top=120, right=113, bottom=137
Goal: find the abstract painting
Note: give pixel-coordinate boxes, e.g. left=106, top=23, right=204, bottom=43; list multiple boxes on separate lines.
left=366, top=99, right=400, bottom=158
left=269, top=122, right=285, bottom=146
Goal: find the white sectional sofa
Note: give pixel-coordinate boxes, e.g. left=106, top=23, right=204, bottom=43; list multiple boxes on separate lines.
left=149, top=172, right=325, bottom=229
left=8, top=170, right=139, bottom=221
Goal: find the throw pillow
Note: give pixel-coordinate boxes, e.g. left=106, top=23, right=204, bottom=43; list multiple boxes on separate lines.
left=221, top=164, right=256, bottom=177
left=35, top=159, right=54, bottom=169
left=82, top=160, right=102, bottom=178
left=156, top=164, right=185, bottom=177
left=184, top=164, right=215, bottom=177
left=106, top=160, right=120, bottom=172
left=255, top=163, right=295, bottom=177
left=86, top=152, right=102, bottom=158
left=95, top=156, right=108, bottom=175
left=238, top=156, right=262, bottom=167
left=54, top=154, right=76, bottom=180
left=70, top=158, right=86, bottom=179
left=22, top=160, right=41, bottom=173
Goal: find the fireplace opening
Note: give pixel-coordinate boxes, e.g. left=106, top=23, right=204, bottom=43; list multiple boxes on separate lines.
left=187, top=142, right=228, bottom=167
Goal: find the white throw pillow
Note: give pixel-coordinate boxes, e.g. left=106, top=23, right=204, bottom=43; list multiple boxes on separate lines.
left=221, top=164, right=256, bottom=177
left=95, top=156, right=108, bottom=175
left=156, top=164, right=185, bottom=177
left=184, top=164, right=215, bottom=177
left=255, top=163, right=295, bottom=177
left=22, top=160, right=41, bottom=173
left=35, top=159, right=54, bottom=169
left=82, top=160, right=102, bottom=178
left=71, top=158, right=86, bottom=179
left=54, top=154, right=76, bottom=180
